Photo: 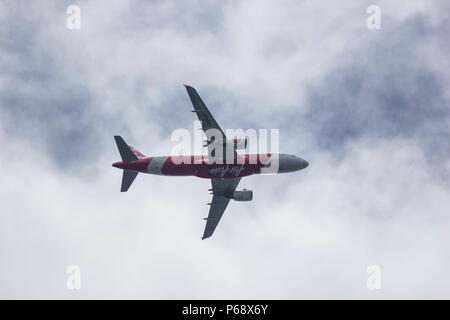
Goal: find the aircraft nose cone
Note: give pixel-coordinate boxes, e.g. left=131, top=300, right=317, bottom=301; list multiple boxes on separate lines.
left=295, top=157, right=309, bottom=170
left=278, top=154, right=309, bottom=173
left=301, top=159, right=309, bottom=169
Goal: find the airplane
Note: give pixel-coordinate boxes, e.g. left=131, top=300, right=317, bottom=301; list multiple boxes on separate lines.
left=112, top=85, right=309, bottom=239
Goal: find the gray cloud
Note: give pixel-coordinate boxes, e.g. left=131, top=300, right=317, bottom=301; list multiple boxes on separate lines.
left=0, top=0, right=449, bottom=299
left=303, top=14, right=450, bottom=152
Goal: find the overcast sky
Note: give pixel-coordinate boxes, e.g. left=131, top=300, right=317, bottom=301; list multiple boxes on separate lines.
left=1, top=0, right=449, bottom=299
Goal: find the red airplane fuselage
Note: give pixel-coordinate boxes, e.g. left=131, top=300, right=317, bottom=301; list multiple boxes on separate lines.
left=112, top=154, right=272, bottom=179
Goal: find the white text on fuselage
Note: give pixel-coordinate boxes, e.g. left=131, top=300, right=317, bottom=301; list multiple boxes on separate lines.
left=209, top=164, right=245, bottom=177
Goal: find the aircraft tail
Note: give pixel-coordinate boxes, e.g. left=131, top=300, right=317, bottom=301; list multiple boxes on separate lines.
left=114, top=136, right=139, bottom=192
left=114, top=136, right=139, bottom=162
left=128, top=146, right=146, bottom=159
left=121, top=170, right=138, bottom=192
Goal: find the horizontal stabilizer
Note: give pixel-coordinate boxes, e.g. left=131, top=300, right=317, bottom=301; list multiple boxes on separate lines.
left=121, top=170, right=138, bottom=192
left=114, top=136, right=138, bottom=162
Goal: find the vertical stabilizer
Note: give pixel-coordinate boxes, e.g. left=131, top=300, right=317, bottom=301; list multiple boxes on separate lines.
left=114, top=136, right=139, bottom=162
left=113, top=136, right=140, bottom=192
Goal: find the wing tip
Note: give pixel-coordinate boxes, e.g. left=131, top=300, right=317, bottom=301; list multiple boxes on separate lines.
left=183, top=84, right=195, bottom=90
left=201, top=232, right=212, bottom=240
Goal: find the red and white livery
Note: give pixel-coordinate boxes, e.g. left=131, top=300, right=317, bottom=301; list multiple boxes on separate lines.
left=112, top=85, right=308, bottom=239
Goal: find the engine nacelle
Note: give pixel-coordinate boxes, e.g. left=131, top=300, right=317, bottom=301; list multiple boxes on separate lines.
left=228, top=189, right=253, bottom=201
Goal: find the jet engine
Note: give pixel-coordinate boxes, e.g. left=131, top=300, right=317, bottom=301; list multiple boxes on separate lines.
left=228, top=189, right=253, bottom=201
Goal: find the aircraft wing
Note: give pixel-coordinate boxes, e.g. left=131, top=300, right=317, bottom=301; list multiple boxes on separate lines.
left=202, top=177, right=241, bottom=239
left=184, top=85, right=235, bottom=161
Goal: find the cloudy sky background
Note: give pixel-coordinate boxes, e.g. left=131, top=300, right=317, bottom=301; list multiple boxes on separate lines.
left=1, top=0, right=449, bottom=298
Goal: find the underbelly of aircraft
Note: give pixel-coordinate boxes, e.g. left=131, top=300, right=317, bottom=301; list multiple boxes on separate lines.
left=146, top=156, right=263, bottom=178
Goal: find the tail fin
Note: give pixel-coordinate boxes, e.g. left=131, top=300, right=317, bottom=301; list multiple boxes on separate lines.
left=121, top=170, right=138, bottom=192
left=129, top=146, right=146, bottom=159
left=114, top=136, right=138, bottom=162
left=114, top=136, right=139, bottom=192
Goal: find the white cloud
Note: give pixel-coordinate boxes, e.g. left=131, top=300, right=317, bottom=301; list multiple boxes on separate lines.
left=0, top=0, right=449, bottom=299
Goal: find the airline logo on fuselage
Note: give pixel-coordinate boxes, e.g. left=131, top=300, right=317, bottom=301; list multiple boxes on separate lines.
left=209, top=164, right=245, bottom=178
